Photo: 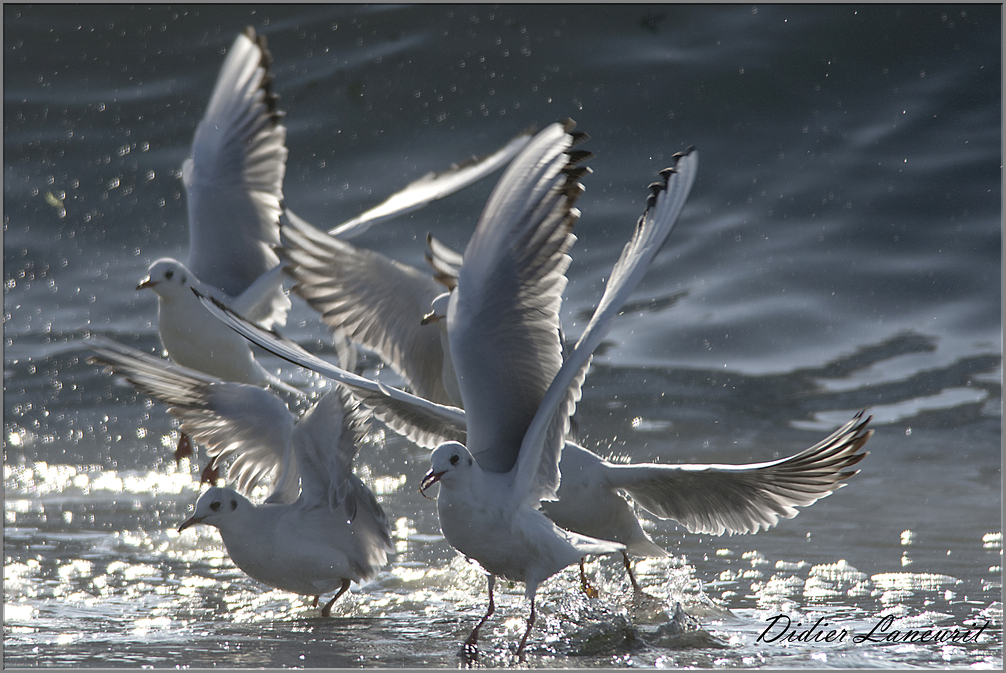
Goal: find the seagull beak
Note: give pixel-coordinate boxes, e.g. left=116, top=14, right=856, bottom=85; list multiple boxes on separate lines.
left=136, top=277, right=155, bottom=290
left=419, top=469, right=445, bottom=499
left=420, top=311, right=443, bottom=326
left=177, top=515, right=202, bottom=532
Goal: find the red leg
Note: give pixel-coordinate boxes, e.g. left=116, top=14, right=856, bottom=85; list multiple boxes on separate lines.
left=321, top=578, right=351, bottom=617
left=463, top=575, right=495, bottom=663
left=623, top=552, right=642, bottom=594
left=175, top=432, right=193, bottom=462
left=579, top=558, right=599, bottom=598
left=516, top=595, right=536, bottom=660
left=200, top=458, right=219, bottom=485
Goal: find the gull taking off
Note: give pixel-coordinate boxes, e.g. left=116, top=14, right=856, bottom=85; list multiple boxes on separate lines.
left=137, top=27, right=293, bottom=390
left=196, top=123, right=870, bottom=658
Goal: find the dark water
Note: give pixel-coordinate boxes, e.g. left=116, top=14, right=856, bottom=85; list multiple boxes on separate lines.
left=4, top=4, right=1001, bottom=668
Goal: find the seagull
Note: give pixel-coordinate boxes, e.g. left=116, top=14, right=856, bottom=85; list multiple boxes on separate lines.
left=137, top=24, right=534, bottom=383
left=86, top=336, right=393, bottom=616
left=197, top=124, right=870, bottom=656
left=136, top=27, right=293, bottom=389
left=135, top=25, right=531, bottom=465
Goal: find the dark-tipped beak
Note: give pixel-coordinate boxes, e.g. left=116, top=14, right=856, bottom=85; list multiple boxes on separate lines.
left=178, top=515, right=201, bottom=532
left=419, top=470, right=445, bottom=499
left=420, top=311, right=443, bottom=326
left=137, top=277, right=155, bottom=291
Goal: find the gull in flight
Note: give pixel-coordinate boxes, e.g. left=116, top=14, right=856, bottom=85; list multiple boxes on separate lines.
left=137, top=27, right=532, bottom=389
left=136, top=27, right=293, bottom=390
left=197, top=122, right=870, bottom=658
left=134, top=25, right=530, bottom=464
left=87, top=336, right=393, bottom=616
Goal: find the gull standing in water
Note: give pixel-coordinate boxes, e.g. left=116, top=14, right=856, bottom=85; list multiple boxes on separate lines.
left=87, top=337, right=393, bottom=616
left=198, top=123, right=870, bottom=657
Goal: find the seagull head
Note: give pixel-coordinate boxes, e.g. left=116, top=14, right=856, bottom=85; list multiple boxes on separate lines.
left=178, top=485, right=250, bottom=532
left=420, top=441, right=474, bottom=498
left=137, top=258, right=192, bottom=297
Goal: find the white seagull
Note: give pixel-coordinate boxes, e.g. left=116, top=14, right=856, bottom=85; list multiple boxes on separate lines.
left=137, top=26, right=533, bottom=389
left=137, top=27, right=294, bottom=390
left=87, top=336, right=393, bottom=616
left=197, top=124, right=870, bottom=657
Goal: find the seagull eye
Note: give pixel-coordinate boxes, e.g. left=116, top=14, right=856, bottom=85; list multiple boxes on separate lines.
left=165, top=270, right=174, bottom=280
left=209, top=501, right=221, bottom=511
left=450, top=454, right=460, bottom=465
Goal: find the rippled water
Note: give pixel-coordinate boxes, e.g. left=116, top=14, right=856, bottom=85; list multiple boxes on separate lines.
left=4, top=4, right=1002, bottom=668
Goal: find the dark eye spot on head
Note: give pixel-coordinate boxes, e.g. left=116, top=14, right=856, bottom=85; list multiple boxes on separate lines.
left=230, top=500, right=237, bottom=511
left=210, top=500, right=221, bottom=511
left=165, top=270, right=174, bottom=280
left=450, top=454, right=460, bottom=465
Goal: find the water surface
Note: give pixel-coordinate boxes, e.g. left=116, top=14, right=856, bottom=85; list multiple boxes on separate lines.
left=4, top=4, right=1001, bottom=668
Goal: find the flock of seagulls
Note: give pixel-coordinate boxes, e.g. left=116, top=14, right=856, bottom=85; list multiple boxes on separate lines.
left=87, top=27, right=872, bottom=660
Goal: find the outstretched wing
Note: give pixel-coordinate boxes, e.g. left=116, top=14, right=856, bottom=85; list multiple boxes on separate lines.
left=86, top=336, right=298, bottom=502
left=184, top=27, right=287, bottom=299
left=194, top=290, right=468, bottom=449
left=513, top=149, right=699, bottom=507
left=293, top=386, right=372, bottom=517
left=449, top=120, right=590, bottom=474
left=279, top=209, right=451, bottom=404
left=327, top=128, right=534, bottom=239
left=605, top=411, right=872, bottom=535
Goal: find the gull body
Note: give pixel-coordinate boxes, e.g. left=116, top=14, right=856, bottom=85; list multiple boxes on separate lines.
left=137, top=27, right=292, bottom=388
left=88, top=337, right=393, bottom=614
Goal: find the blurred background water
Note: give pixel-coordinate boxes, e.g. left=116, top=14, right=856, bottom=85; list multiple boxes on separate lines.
left=4, top=3, right=1001, bottom=668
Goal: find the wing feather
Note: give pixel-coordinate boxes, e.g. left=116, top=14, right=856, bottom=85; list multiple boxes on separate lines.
left=513, top=148, right=698, bottom=506
left=449, top=121, right=589, bottom=473
left=184, top=27, right=287, bottom=298
left=279, top=209, right=450, bottom=403
left=86, top=336, right=297, bottom=501
left=604, top=412, right=872, bottom=535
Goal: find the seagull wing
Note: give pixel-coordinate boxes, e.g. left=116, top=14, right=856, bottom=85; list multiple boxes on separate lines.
left=183, top=27, right=287, bottom=299
left=424, top=233, right=463, bottom=291
left=328, top=128, right=534, bottom=239
left=230, top=262, right=292, bottom=329
left=513, top=148, right=699, bottom=507
left=449, top=120, right=589, bottom=473
left=194, top=290, right=468, bottom=449
left=279, top=209, right=451, bottom=403
left=604, top=411, right=872, bottom=535
left=292, top=386, right=372, bottom=516
left=86, top=336, right=298, bottom=502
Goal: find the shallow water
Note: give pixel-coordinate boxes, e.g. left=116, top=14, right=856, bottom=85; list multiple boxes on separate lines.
left=4, top=4, right=1002, bottom=669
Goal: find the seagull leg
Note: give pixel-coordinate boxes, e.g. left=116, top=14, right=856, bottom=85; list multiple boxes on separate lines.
left=579, top=558, right=599, bottom=598
left=312, top=596, right=319, bottom=608
left=515, top=594, right=536, bottom=661
left=462, top=574, right=495, bottom=664
left=321, top=578, right=351, bottom=617
left=200, top=457, right=219, bottom=485
left=623, top=552, right=642, bottom=594
left=174, top=432, right=193, bottom=462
